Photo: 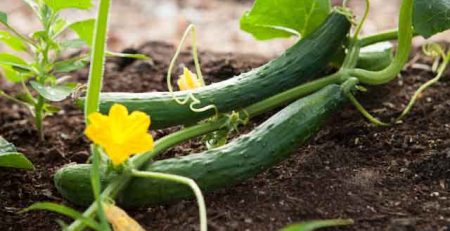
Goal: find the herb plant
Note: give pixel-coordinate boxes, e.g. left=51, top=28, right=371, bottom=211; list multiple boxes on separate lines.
left=0, top=0, right=147, bottom=140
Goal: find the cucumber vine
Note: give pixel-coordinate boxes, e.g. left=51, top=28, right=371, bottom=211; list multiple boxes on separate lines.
left=18, top=0, right=450, bottom=230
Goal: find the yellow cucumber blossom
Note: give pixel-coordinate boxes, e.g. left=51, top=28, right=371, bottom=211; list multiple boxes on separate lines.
left=177, top=67, right=203, bottom=91
left=104, top=203, right=146, bottom=231
left=85, top=104, right=154, bottom=166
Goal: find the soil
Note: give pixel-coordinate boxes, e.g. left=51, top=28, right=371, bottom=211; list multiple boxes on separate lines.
left=1, top=41, right=449, bottom=231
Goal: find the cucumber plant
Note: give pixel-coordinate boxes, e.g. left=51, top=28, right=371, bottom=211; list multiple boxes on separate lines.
left=0, top=0, right=147, bottom=140
left=23, top=0, right=450, bottom=231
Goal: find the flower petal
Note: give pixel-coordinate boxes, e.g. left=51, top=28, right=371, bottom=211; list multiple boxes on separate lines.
left=125, top=133, right=154, bottom=154
left=84, top=103, right=155, bottom=166
left=126, top=111, right=150, bottom=134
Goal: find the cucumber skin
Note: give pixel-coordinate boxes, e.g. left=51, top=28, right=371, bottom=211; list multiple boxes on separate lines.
left=89, top=13, right=350, bottom=129
left=55, top=84, right=347, bottom=207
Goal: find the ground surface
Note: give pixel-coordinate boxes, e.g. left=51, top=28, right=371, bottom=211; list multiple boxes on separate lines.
left=1, top=42, right=450, bottom=231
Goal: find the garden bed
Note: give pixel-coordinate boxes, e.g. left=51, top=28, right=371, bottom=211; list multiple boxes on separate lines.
left=1, top=41, right=449, bottom=231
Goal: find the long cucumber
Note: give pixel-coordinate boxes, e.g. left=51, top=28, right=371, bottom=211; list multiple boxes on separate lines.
left=55, top=84, right=349, bottom=207
left=79, top=12, right=350, bottom=129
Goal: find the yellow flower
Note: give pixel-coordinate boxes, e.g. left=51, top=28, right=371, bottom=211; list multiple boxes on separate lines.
left=104, top=203, right=146, bottom=231
left=85, top=104, right=154, bottom=166
left=177, top=67, right=203, bottom=91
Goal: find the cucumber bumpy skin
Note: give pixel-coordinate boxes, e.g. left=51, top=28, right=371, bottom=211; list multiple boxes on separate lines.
left=55, top=84, right=348, bottom=207
left=79, top=12, right=350, bottom=129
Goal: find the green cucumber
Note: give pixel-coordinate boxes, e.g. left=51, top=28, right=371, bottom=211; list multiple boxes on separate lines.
left=80, top=12, right=350, bottom=129
left=55, top=84, right=348, bottom=207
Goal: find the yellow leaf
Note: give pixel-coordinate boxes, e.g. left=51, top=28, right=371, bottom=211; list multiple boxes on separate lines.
left=104, top=203, right=146, bottom=231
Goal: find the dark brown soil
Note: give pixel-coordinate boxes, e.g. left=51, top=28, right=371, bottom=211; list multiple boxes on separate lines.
left=1, top=41, right=449, bottom=231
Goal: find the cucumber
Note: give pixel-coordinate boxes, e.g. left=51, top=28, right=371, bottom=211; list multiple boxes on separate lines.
left=80, top=12, right=350, bottom=129
left=55, top=84, right=348, bottom=207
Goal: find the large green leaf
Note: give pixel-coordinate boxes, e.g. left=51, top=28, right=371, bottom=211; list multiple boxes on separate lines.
left=413, top=0, right=450, bottom=38
left=0, top=136, right=34, bottom=170
left=30, top=81, right=76, bottom=102
left=69, top=19, right=95, bottom=47
left=240, top=0, right=331, bottom=40
left=43, top=0, right=93, bottom=12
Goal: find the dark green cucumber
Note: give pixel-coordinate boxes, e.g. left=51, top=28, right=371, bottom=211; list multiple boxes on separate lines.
left=81, top=12, right=350, bottom=129
left=55, top=84, right=348, bottom=207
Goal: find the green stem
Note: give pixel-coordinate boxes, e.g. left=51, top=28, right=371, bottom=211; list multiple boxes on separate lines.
left=131, top=170, right=208, bottom=231
left=245, top=72, right=343, bottom=116
left=360, top=29, right=400, bottom=47
left=1, top=23, right=36, bottom=46
left=91, top=146, right=111, bottom=231
left=345, top=91, right=390, bottom=126
left=352, top=0, right=370, bottom=40
left=350, top=0, right=413, bottom=85
left=34, top=95, right=45, bottom=140
left=341, top=43, right=361, bottom=69
left=0, top=90, right=30, bottom=107
left=397, top=53, right=450, bottom=121
left=84, top=0, right=111, bottom=122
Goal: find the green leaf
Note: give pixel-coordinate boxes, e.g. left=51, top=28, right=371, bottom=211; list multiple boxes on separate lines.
left=43, top=103, right=61, bottom=114
left=43, top=0, right=93, bottom=12
left=69, top=19, right=95, bottom=47
left=60, top=39, right=86, bottom=49
left=0, top=30, right=28, bottom=51
left=16, top=93, right=36, bottom=105
left=21, top=202, right=102, bottom=230
left=413, top=0, right=450, bottom=38
left=281, top=219, right=353, bottom=231
left=357, top=42, right=394, bottom=71
left=0, top=136, right=34, bottom=170
left=0, top=11, right=7, bottom=25
left=30, top=81, right=76, bottom=102
left=0, top=152, right=35, bottom=170
left=0, top=53, right=30, bottom=70
left=0, top=64, right=26, bottom=82
left=240, top=0, right=331, bottom=40
left=51, top=18, right=68, bottom=36
left=54, top=59, right=88, bottom=73
left=0, top=136, right=16, bottom=153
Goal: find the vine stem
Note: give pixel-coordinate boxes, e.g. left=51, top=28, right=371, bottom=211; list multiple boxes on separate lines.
left=352, top=0, right=370, bottom=40
left=166, top=25, right=218, bottom=115
left=350, top=0, right=414, bottom=85
left=131, top=170, right=208, bottom=231
left=397, top=52, right=450, bottom=121
left=345, top=92, right=389, bottom=126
